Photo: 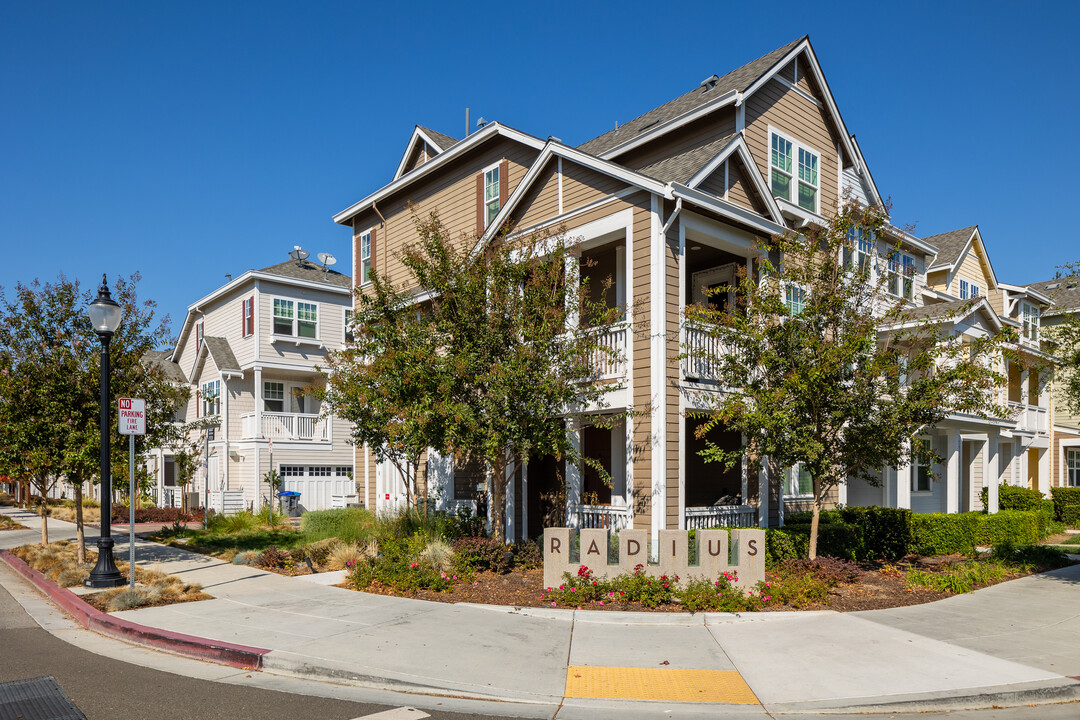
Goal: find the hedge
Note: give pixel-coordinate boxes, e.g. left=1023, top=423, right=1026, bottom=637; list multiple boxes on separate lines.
left=781, top=507, right=913, bottom=561
left=1050, top=487, right=1080, bottom=525
left=978, top=483, right=1046, bottom=512
left=911, top=510, right=1051, bottom=555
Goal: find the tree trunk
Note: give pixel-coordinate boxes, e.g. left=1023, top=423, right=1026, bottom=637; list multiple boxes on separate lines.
left=490, top=455, right=507, bottom=543
left=39, top=484, right=48, bottom=546
left=73, top=481, right=86, bottom=563
left=808, top=477, right=822, bottom=561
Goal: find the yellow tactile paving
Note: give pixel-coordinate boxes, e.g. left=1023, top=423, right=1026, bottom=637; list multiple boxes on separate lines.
left=564, top=666, right=759, bottom=704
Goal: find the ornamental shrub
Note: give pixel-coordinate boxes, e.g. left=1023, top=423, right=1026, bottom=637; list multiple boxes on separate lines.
left=453, top=536, right=511, bottom=573
left=680, top=572, right=756, bottom=612
left=300, top=507, right=375, bottom=544
left=978, top=483, right=1046, bottom=513
left=1050, top=487, right=1080, bottom=523
left=911, top=513, right=980, bottom=555
left=1063, top=505, right=1080, bottom=528
left=975, top=510, right=1043, bottom=546
left=837, top=506, right=914, bottom=561
left=765, top=528, right=808, bottom=567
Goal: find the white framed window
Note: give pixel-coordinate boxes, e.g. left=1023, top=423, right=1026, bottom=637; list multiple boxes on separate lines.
left=784, top=284, right=807, bottom=316
left=359, top=231, right=372, bottom=285
left=769, top=128, right=819, bottom=213
left=971, top=284, right=980, bottom=298
left=200, top=379, right=220, bottom=417
left=335, top=466, right=353, bottom=477
left=788, top=464, right=813, bottom=498
left=912, top=447, right=931, bottom=492
left=960, top=279, right=969, bottom=299
left=196, top=321, right=204, bottom=349
left=280, top=465, right=304, bottom=477
left=344, top=309, right=354, bottom=343
left=242, top=297, right=254, bottom=337
left=902, top=255, right=916, bottom=300
left=483, top=162, right=500, bottom=227
left=1022, top=302, right=1040, bottom=341
left=309, top=466, right=333, bottom=477
left=264, top=381, right=284, bottom=412
left=1067, top=448, right=1080, bottom=487
left=272, top=298, right=318, bottom=338
left=885, top=250, right=915, bottom=300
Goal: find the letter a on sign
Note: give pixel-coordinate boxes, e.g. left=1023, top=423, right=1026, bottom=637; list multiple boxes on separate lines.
left=118, top=398, right=146, bottom=436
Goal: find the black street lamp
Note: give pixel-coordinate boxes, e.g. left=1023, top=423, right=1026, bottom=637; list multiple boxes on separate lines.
left=85, top=275, right=125, bottom=588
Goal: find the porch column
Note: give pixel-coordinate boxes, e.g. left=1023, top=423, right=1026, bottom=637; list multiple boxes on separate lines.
left=254, top=366, right=263, bottom=439
left=945, top=432, right=961, bottom=514
left=615, top=244, right=626, bottom=310
left=883, top=465, right=895, bottom=507
left=896, top=441, right=912, bottom=510
left=1018, top=443, right=1029, bottom=489
left=986, top=429, right=1000, bottom=513
left=505, top=456, right=515, bottom=543
left=777, top=467, right=786, bottom=527
left=520, top=460, right=528, bottom=540
left=1038, top=447, right=1051, bottom=498
left=566, top=419, right=581, bottom=527
left=757, top=456, right=769, bottom=528
left=1020, top=367, right=1030, bottom=405
left=253, top=444, right=261, bottom=511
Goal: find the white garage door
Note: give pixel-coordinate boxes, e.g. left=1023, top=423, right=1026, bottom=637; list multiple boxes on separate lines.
left=280, top=465, right=355, bottom=511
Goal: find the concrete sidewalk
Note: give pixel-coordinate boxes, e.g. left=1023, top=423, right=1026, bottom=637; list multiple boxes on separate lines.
left=2, top=505, right=1079, bottom=716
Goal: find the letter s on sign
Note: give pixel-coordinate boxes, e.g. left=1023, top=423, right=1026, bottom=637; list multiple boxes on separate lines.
left=747, top=539, right=758, bottom=556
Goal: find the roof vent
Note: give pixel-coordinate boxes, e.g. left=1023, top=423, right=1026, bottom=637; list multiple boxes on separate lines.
left=1046, top=282, right=1061, bottom=290
left=1068, top=281, right=1078, bottom=289
left=700, top=74, right=719, bottom=91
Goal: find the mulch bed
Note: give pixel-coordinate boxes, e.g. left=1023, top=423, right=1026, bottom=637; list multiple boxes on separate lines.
left=80, top=590, right=213, bottom=613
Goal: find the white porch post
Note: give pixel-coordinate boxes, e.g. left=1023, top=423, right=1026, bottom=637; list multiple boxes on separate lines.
left=505, top=456, right=515, bottom=543
left=566, top=418, right=581, bottom=527
left=946, top=432, right=961, bottom=514
left=1018, top=443, right=1029, bottom=489
left=1038, top=447, right=1051, bottom=498
left=896, top=441, right=912, bottom=510
left=520, top=460, right=528, bottom=540
left=884, top=465, right=895, bottom=507
left=758, top=456, right=769, bottom=528
left=986, top=429, right=1000, bottom=514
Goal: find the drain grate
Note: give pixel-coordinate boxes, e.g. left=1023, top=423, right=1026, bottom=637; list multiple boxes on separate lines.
left=0, top=676, right=85, bottom=720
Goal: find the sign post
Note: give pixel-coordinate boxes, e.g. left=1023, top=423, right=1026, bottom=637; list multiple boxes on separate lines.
left=118, top=398, right=146, bottom=587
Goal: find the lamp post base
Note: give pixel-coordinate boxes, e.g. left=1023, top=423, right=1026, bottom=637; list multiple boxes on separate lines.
left=85, top=537, right=125, bottom=588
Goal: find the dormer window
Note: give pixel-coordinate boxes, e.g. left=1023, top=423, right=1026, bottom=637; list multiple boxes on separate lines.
left=196, top=321, right=204, bottom=349
left=484, top=163, right=500, bottom=227
left=770, top=129, right=819, bottom=213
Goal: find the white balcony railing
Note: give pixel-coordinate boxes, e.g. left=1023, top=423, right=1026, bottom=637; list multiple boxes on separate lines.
left=682, top=323, right=732, bottom=382
left=241, top=412, right=331, bottom=442
left=684, top=505, right=757, bottom=529
left=587, top=323, right=627, bottom=380
left=570, top=503, right=630, bottom=530
left=1008, top=402, right=1049, bottom=434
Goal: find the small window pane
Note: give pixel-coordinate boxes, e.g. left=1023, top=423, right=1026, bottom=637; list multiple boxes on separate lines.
left=273, top=299, right=294, bottom=335
left=798, top=182, right=816, bottom=211
left=771, top=169, right=791, bottom=200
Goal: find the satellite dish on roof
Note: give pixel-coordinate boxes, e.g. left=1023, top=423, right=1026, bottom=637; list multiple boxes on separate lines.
left=289, top=246, right=309, bottom=264
left=317, top=252, right=337, bottom=267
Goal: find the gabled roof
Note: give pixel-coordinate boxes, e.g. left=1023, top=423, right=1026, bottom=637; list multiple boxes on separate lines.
left=143, top=350, right=186, bottom=384
left=892, top=297, right=1002, bottom=333
left=637, top=133, right=739, bottom=184
left=189, top=336, right=242, bottom=383
left=925, top=226, right=978, bottom=271
left=259, top=259, right=351, bottom=288
left=393, top=125, right=461, bottom=180
left=1029, top=276, right=1080, bottom=315
left=335, top=121, right=546, bottom=225
left=578, top=38, right=804, bottom=157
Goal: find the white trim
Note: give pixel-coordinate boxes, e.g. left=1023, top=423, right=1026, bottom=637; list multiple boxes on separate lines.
left=650, top=194, right=666, bottom=549
left=357, top=226, right=374, bottom=287
left=686, top=135, right=785, bottom=224
left=557, top=157, right=563, bottom=215
left=393, top=126, right=454, bottom=181
left=671, top=183, right=787, bottom=236
left=848, top=135, right=885, bottom=209
left=334, top=123, right=545, bottom=225
left=271, top=296, right=322, bottom=342
left=678, top=219, right=686, bottom=529
left=767, top=124, right=821, bottom=216
left=597, top=90, right=739, bottom=160
left=481, top=159, right=502, bottom=230
left=509, top=188, right=640, bottom=240
left=774, top=75, right=821, bottom=107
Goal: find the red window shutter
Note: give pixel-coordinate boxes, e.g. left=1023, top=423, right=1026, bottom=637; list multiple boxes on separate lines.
left=475, top=172, right=484, bottom=236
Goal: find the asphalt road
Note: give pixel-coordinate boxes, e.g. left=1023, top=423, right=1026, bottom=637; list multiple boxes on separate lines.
left=0, top=582, right=478, bottom=720
left=1, top=578, right=1077, bottom=720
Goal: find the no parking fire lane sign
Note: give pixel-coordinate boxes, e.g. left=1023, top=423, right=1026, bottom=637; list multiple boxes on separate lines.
left=118, top=397, right=146, bottom=435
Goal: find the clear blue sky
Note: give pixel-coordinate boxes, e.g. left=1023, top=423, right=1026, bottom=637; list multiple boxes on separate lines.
left=2, top=1, right=1077, bottom=341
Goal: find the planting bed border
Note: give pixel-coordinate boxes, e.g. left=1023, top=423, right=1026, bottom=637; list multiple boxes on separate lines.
left=0, top=549, right=269, bottom=669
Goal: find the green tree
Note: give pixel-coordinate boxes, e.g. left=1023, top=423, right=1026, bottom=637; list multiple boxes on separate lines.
left=322, top=214, right=622, bottom=541
left=686, top=205, right=1007, bottom=559
left=1043, top=261, right=1080, bottom=418
left=0, top=275, right=183, bottom=554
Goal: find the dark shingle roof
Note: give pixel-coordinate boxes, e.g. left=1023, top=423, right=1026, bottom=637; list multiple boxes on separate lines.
left=924, top=226, right=977, bottom=270
left=577, top=37, right=805, bottom=157
left=636, top=133, right=739, bottom=184
left=417, top=125, right=459, bottom=152
left=899, top=297, right=987, bottom=324
left=259, top=259, right=351, bottom=288
left=203, top=337, right=240, bottom=374
left=1029, top=276, right=1080, bottom=314
left=143, top=350, right=186, bottom=383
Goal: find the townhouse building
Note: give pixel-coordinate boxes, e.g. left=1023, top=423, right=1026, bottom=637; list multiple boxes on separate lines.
left=144, top=253, right=357, bottom=513
left=333, top=36, right=1059, bottom=542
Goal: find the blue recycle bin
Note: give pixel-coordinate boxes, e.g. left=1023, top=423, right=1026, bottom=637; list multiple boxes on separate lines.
left=277, top=490, right=300, bottom=517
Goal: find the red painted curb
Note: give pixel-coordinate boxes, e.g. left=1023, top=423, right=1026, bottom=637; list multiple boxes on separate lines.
left=0, top=550, right=270, bottom=670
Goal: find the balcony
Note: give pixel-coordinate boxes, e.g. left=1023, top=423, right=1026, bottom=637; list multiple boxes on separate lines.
left=682, top=323, right=731, bottom=382
left=588, top=323, right=627, bottom=381
left=1008, top=402, right=1048, bottom=434
left=684, top=505, right=757, bottom=529
left=241, top=412, right=331, bottom=442
left=570, top=503, right=630, bottom=530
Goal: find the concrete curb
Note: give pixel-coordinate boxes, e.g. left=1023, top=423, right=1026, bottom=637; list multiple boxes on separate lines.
left=0, top=549, right=270, bottom=670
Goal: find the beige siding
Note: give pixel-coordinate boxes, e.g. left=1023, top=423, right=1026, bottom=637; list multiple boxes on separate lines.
left=619, top=112, right=737, bottom=172
left=631, top=201, right=653, bottom=534
left=952, top=244, right=992, bottom=297
left=560, top=164, right=627, bottom=217
left=257, top=279, right=346, bottom=367
left=350, top=139, right=540, bottom=292
left=725, top=157, right=768, bottom=215
left=745, top=77, right=841, bottom=216
left=516, top=162, right=559, bottom=229
left=664, top=208, right=680, bottom=529
left=697, top=162, right=726, bottom=198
